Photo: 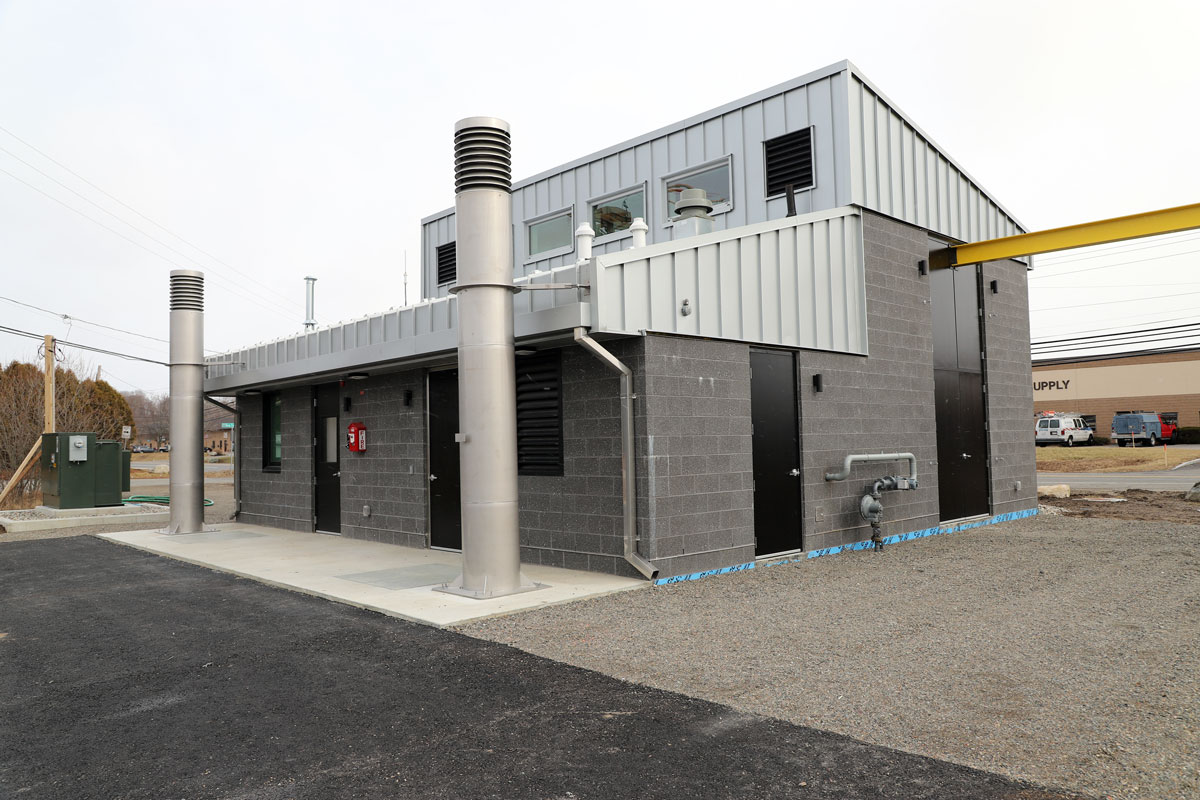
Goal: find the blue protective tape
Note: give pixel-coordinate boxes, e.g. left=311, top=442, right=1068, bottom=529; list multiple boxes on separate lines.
left=654, top=560, right=755, bottom=586
left=653, top=507, right=1038, bottom=585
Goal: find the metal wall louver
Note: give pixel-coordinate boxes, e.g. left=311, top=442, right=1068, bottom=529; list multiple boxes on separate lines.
left=764, top=128, right=814, bottom=198
left=515, top=352, right=563, bottom=476
left=436, top=242, right=456, bottom=285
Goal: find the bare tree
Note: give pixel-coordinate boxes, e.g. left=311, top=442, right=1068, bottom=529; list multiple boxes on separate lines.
left=0, top=357, right=136, bottom=507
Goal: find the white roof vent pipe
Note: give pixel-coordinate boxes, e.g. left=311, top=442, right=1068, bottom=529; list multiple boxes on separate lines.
left=671, top=188, right=715, bottom=238
left=628, top=217, right=648, bottom=249
left=304, top=276, right=317, bottom=331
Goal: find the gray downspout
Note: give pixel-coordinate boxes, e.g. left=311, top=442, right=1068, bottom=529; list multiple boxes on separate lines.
left=573, top=328, right=659, bottom=580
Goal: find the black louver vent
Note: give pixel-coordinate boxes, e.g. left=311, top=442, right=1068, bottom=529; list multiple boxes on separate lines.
left=764, top=128, right=814, bottom=197
left=436, top=242, right=456, bottom=285
left=516, top=352, right=563, bottom=476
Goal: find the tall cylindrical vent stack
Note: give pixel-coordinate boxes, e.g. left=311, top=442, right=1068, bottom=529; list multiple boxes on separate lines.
left=304, top=276, right=317, bottom=331
left=439, top=117, right=537, bottom=599
left=166, top=269, right=205, bottom=534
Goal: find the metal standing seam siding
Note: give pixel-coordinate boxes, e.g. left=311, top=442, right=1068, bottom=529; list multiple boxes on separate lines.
left=422, top=70, right=853, bottom=297
left=844, top=73, right=1025, bottom=243
left=592, top=208, right=867, bottom=356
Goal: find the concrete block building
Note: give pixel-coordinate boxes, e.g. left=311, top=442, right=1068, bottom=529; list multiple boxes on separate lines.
left=205, top=60, right=1038, bottom=580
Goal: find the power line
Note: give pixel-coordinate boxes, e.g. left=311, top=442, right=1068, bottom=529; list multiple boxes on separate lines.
left=0, top=164, right=304, bottom=324
left=1031, top=320, right=1200, bottom=347
left=0, top=126, right=308, bottom=314
left=0, top=294, right=168, bottom=344
left=1033, top=229, right=1200, bottom=266
left=0, top=324, right=168, bottom=365
left=1031, top=289, right=1200, bottom=314
left=1028, top=246, right=1200, bottom=280
left=1032, top=329, right=1200, bottom=355
left=1031, top=308, right=1200, bottom=339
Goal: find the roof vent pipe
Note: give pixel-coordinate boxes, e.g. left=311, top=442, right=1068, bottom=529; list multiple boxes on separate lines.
left=166, top=269, right=205, bottom=534
left=437, top=117, right=541, bottom=600
left=304, top=276, right=317, bottom=331
left=629, top=217, right=648, bottom=249
left=671, top=188, right=714, bottom=238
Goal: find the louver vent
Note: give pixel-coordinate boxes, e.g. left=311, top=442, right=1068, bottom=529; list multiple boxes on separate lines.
left=764, top=128, right=814, bottom=198
left=516, top=352, right=563, bottom=476
left=436, top=242, right=456, bottom=286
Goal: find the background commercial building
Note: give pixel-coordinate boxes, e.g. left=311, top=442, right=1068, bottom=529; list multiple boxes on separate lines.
left=204, top=60, right=1038, bottom=579
left=1032, top=347, right=1200, bottom=435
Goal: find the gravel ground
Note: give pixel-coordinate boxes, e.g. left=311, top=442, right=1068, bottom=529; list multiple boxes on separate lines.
left=0, top=484, right=235, bottom=543
left=462, top=513, right=1200, bottom=800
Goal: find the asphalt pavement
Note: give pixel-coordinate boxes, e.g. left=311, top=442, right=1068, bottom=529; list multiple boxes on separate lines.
left=0, top=537, right=1085, bottom=800
left=1038, top=471, right=1200, bottom=491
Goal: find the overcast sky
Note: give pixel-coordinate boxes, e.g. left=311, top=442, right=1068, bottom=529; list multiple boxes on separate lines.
left=1, top=0, right=1198, bottom=397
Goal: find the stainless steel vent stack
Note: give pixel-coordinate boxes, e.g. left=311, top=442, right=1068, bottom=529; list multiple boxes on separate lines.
left=166, top=269, right=205, bottom=534
left=438, top=117, right=539, bottom=599
left=304, top=276, right=317, bottom=331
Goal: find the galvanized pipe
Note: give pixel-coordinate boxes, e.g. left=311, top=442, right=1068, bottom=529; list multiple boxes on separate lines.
left=574, top=328, right=658, bottom=580
left=824, top=452, right=917, bottom=483
left=166, top=269, right=205, bottom=534
left=439, top=117, right=536, bottom=599
left=304, top=276, right=316, bottom=331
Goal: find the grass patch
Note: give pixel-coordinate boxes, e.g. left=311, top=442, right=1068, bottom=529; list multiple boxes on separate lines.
left=1036, top=444, right=1200, bottom=472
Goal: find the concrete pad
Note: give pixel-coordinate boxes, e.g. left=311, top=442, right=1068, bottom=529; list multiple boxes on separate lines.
left=97, top=523, right=645, bottom=627
left=0, top=505, right=170, bottom=533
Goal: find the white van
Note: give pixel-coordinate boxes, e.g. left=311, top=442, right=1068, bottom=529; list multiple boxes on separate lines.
left=1035, top=416, right=1094, bottom=447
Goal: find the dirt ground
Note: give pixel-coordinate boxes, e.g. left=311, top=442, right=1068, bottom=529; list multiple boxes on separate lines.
left=1044, top=488, right=1200, bottom=523
left=1036, top=444, right=1200, bottom=473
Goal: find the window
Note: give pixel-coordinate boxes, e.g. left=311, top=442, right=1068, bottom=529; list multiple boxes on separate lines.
left=1162, top=412, right=1179, bottom=426
left=1082, top=414, right=1097, bottom=429
left=516, top=352, right=563, bottom=476
left=527, top=210, right=573, bottom=259
left=764, top=127, right=815, bottom=197
left=664, top=158, right=733, bottom=219
left=591, top=186, right=645, bottom=238
left=263, top=391, right=282, bottom=471
left=436, top=242, right=456, bottom=286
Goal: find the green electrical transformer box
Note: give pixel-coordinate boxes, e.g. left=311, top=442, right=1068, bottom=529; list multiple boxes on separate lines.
left=40, top=432, right=129, bottom=509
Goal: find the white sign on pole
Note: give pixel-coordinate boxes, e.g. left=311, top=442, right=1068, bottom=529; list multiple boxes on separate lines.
left=121, top=425, right=132, bottom=440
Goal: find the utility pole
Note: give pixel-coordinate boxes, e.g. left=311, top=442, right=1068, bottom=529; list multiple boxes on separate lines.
left=44, top=334, right=55, bottom=433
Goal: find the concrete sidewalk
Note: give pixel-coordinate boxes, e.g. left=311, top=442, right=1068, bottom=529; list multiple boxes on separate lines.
left=98, top=523, right=644, bottom=627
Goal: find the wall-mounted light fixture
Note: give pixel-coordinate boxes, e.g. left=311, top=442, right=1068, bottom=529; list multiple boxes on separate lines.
left=241, top=389, right=262, bottom=396
left=347, top=372, right=370, bottom=380
left=990, top=279, right=999, bottom=294
left=917, top=259, right=928, bottom=276
left=813, top=373, right=824, bottom=392
left=403, top=389, right=413, bottom=406
left=514, top=347, right=538, bottom=356
left=680, top=298, right=692, bottom=316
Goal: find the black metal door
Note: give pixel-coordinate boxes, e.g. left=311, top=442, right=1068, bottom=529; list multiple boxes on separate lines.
left=427, top=369, right=461, bottom=550
left=314, top=383, right=341, bottom=533
left=930, top=260, right=990, bottom=521
left=750, top=349, right=802, bottom=556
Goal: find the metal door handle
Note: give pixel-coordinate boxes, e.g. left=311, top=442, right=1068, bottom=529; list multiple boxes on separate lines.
left=961, top=453, right=971, bottom=459
left=429, top=474, right=438, bottom=481
left=789, top=468, right=801, bottom=476
left=333, top=471, right=341, bottom=477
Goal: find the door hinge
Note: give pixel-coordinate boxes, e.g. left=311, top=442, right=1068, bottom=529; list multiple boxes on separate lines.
left=313, top=436, right=318, bottom=447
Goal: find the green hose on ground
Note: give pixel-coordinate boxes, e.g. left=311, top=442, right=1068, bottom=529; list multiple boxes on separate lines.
left=124, top=495, right=214, bottom=507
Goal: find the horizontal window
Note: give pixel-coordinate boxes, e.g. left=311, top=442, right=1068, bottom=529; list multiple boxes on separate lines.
left=664, top=158, right=733, bottom=219
left=527, top=210, right=573, bottom=259
left=591, top=187, right=645, bottom=238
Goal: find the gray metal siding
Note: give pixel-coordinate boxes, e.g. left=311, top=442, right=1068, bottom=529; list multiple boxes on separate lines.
left=423, top=70, right=852, bottom=298
left=845, top=73, right=1024, bottom=243
left=592, top=208, right=867, bottom=356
